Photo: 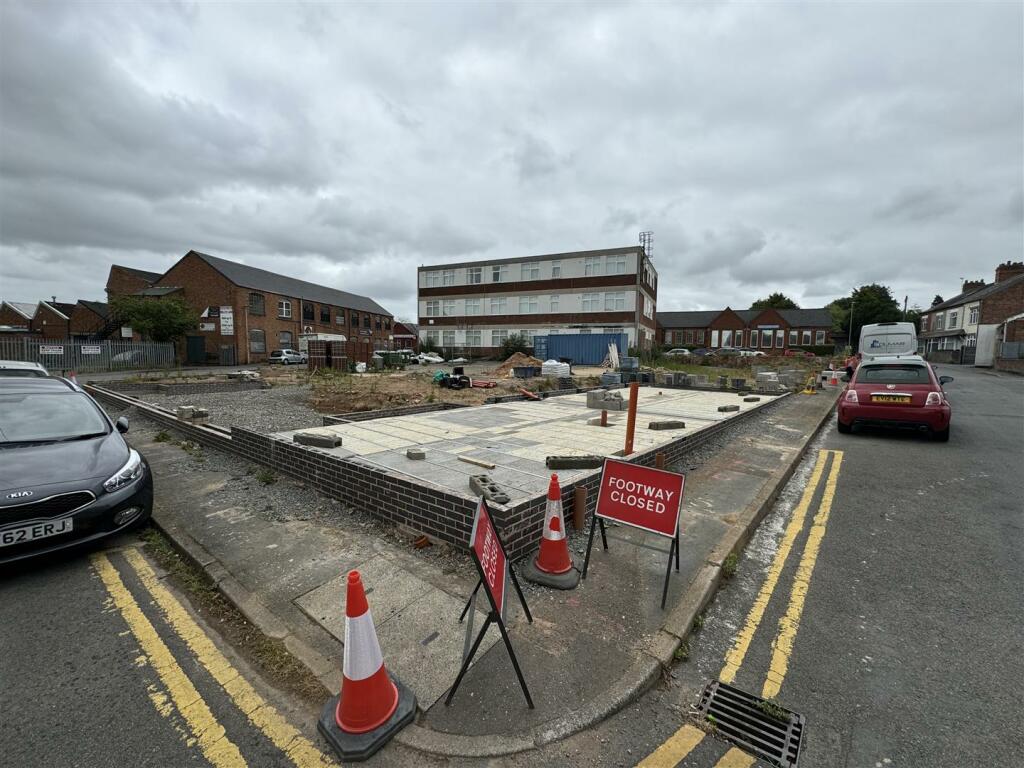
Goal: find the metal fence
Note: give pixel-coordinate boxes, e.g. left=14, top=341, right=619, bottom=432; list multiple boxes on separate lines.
left=1000, top=341, right=1024, bottom=360
left=0, top=338, right=176, bottom=373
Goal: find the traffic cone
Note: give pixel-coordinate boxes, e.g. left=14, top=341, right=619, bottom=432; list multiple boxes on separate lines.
left=829, top=369, right=839, bottom=386
left=68, top=371, right=78, bottom=386
left=522, top=474, right=580, bottom=589
left=318, top=570, right=416, bottom=761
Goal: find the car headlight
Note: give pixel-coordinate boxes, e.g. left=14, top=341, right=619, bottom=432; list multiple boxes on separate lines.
left=104, top=449, right=144, bottom=493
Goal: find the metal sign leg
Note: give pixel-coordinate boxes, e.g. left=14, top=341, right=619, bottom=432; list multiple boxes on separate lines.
left=494, top=611, right=535, bottom=709
left=459, top=578, right=483, bottom=623
left=445, top=613, right=494, bottom=707
left=661, top=537, right=677, bottom=610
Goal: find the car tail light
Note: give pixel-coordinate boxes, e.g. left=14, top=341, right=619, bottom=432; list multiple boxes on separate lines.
left=844, top=390, right=858, bottom=403
left=925, top=391, right=943, bottom=406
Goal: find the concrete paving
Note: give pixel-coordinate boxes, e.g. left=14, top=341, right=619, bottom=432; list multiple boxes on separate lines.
left=273, top=388, right=781, bottom=505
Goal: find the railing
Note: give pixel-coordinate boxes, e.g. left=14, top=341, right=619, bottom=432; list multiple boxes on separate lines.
left=0, top=338, right=176, bottom=372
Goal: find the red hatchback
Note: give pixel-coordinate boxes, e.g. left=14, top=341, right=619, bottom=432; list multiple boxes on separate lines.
left=837, top=358, right=953, bottom=441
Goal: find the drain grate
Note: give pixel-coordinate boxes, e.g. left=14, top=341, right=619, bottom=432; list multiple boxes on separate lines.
left=696, top=680, right=804, bottom=767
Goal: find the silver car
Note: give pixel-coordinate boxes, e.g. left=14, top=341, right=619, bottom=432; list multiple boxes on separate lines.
left=269, top=349, right=307, bottom=365
left=0, top=361, right=49, bottom=377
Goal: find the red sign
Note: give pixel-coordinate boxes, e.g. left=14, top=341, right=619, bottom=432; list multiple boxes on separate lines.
left=595, top=459, right=685, bottom=538
left=470, top=499, right=508, bottom=619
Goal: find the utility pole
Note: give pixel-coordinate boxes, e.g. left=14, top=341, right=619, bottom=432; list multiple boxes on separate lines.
left=903, top=295, right=908, bottom=320
left=849, top=297, right=856, bottom=352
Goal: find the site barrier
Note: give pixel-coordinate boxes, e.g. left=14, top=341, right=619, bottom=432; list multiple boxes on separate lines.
left=0, top=338, right=176, bottom=372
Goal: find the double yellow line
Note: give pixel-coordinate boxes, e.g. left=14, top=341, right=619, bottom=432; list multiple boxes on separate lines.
left=93, top=549, right=335, bottom=768
left=634, top=449, right=844, bottom=767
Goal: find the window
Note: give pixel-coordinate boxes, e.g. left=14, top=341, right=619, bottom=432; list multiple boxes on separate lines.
left=519, top=296, right=538, bottom=313
left=604, top=292, right=626, bottom=311
left=551, top=261, right=561, bottom=278
left=302, top=302, right=314, bottom=321
left=336, top=310, right=345, bottom=325
left=248, top=293, right=265, bottom=316
left=425, top=300, right=440, bottom=316
left=466, top=330, right=482, bottom=346
left=686, top=329, right=695, bottom=344
left=491, top=329, right=508, bottom=346
left=248, top=329, right=266, bottom=354
left=965, top=333, right=977, bottom=347
left=711, top=330, right=719, bottom=347
left=442, top=300, right=455, bottom=316
left=948, top=310, right=958, bottom=328
left=858, top=364, right=930, bottom=384
left=606, top=255, right=627, bottom=274
left=363, top=315, right=370, bottom=328
left=279, top=331, right=293, bottom=348
left=351, top=312, right=359, bottom=326
left=776, top=330, right=785, bottom=348
left=490, top=297, right=507, bottom=314
left=789, top=329, right=798, bottom=346
left=722, top=330, right=733, bottom=347
left=492, top=265, right=508, bottom=283
left=969, top=306, right=978, bottom=324
left=643, top=295, right=654, bottom=319
left=762, top=331, right=773, bottom=349
left=750, top=330, right=759, bottom=348
left=442, top=330, right=455, bottom=346
left=522, top=262, right=540, bottom=280
left=320, top=305, right=330, bottom=323
left=697, top=329, right=705, bottom=343
left=442, top=270, right=455, bottom=286
left=468, top=267, right=482, bottom=284
left=582, top=293, right=601, bottom=311
left=815, top=330, right=826, bottom=345
left=425, top=330, right=439, bottom=344
left=935, top=314, right=945, bottom=330
left=277, top=300, right=292, bottom=319
left=424, top=271, right=442, bottom=288
left=802, top=330, right=812, bottom=346
left=385, top=319, right=391, bottom=330
left=465, top=299, right=481, bottom=315
left=550, top=295, right=560, bottom=311
left=375, top=318, right=382, bottom=330
left=519, top=329, right=534, bottom=343
left=584, top=256, right=602, bottom=276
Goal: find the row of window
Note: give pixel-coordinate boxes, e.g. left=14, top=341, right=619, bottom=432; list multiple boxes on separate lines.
left=929, top=305, right=979, bottom=332
left=669, top=328, right=827, bottom=348
left=422, top=326, right=625, bottom=347
left=248, top=329, right=294, bottom=353
left=422, top=255, right=631, bottom=287
left=423, top=291, right=630, bottom=317
left=247, top=292, right=390, bottom=331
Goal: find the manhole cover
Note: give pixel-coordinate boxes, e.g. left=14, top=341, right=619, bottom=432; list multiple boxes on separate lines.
left=696, top=680, right=804, bottom=767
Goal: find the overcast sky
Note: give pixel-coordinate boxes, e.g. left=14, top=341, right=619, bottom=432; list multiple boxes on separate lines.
left=1, top=2, right=1021, bottom=319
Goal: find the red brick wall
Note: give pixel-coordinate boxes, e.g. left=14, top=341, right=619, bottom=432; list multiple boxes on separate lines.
left=30, top=304, right=70, bottom=339
left=980, top=281, right=1024, bottom=325
left=0, top=304, right=32, bottom=328
left=106, top=266, right=156, bottom=299
left=68, top=304, right=107, bottom=337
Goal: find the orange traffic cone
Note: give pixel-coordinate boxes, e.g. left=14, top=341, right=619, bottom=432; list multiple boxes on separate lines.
left=522, top=474, right=580, bottom=589
left=318, top=570, right=416, bottom=761
left=68, top=371, right=78, bottom=386
left=829, top=369, right=839, bottom=386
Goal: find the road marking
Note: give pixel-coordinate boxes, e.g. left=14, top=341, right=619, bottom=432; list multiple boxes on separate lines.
left=122, top=547, right=336, bottom=768
left=714, top=747, right=757, bottom=767
left=634, top=723, right=705, bottom=767
left=762, top=450, right=843, bottom=699
left=719, top=449, right=830, bottom=684
left=92, top=552, right=247, bottom=768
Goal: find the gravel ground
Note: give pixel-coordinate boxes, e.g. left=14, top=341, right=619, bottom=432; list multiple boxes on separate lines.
left=138, top=385, right=322, bottom=433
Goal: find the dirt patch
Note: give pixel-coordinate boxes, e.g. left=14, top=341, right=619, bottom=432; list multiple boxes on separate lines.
left=489, top=352, right=544, bottom=376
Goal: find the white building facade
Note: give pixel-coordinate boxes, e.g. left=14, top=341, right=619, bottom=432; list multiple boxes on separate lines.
left=417, top=246, right=658, bottom=354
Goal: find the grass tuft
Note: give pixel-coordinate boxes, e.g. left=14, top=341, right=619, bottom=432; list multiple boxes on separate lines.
left=722, top=553, right=739, bottom=579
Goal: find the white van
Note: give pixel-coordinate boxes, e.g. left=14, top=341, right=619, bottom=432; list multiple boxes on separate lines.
left=859, top=322, right=918, bottom=359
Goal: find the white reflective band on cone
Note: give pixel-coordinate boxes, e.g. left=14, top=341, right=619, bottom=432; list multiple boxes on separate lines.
left=543, top=501, right=566, bottom=541
left=343, top=610, right=385, bottom=681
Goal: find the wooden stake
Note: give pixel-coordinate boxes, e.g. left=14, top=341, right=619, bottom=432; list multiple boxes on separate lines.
left=573, top=486, right=587, bottom=531
left=624, top=382, right=639, bottom=455
left=656, top=452, right=666, bottom=470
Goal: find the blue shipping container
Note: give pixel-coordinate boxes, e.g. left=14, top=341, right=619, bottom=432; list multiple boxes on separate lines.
left=531, top=333, right=628, bottom=366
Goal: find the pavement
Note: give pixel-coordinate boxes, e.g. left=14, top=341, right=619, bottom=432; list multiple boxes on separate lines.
left=121, top=382, right=840, bottom=760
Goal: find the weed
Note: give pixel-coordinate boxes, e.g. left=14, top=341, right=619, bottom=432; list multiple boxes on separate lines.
left=154, top=430, right=171, bottom=443
left=673, top=641, right=690, bottom=662
left=705, top=714, right=718, bottom=734
left=255, top=468, right=278, bottom=485
left=722, top=553, right=739, bottom=579
left=692, top=613, right=705, bottom=632
left=756, top=698, right=789, bottom=722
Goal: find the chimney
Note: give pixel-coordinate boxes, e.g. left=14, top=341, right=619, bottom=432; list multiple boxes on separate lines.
left=995, top=261, right=1024, bottom=283
left=51, top=295, right=57, bottom=303
left=961, top=279, right=985, bottom=294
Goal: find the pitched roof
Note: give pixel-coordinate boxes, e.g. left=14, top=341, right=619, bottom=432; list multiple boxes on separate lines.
left=190, top=251, right=391, bottom=316
left=658, top=307, right=833, bottom=328
left=656, top=310, right=722, bottom=327
left=778, top=308, right=833, bottom=327
left=114, top=265, right=162, bottom=284
left=38, top=301, right=76, bottom=319
left=78, top=300, right=110, bottom=319
left=2, top=301, right=37, bottom=319
left=926, top=273, right=1024, bottom=312
left=135, top=286, right=182, bottom=297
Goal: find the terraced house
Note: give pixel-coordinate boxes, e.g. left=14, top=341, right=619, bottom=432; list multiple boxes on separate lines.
left=657, top=307, right=835, bottom=353
left=417, top=245, right=658, bottom=354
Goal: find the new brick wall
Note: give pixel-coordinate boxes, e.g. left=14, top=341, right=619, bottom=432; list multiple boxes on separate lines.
left=101, top=379, right=268, bottom=395
left=322, top=402, right=468, bottom=425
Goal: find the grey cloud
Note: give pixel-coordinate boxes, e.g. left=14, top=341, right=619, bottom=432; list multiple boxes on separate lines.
left=874, top=186, right=959, bottom=222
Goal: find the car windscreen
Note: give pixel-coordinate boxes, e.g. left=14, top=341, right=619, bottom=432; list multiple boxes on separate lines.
left=0, top=369, right=47, bottom=377
left=856, top=365, right=931, bottom=385
left=0, top=392, right=110, bottom=443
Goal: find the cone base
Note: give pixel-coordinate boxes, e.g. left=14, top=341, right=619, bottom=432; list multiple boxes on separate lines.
left=318, top=674, right=417, bottom=763
left=521, top=548, right=581, bottom=590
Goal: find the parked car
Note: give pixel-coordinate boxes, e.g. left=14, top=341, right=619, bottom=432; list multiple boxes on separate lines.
left=0, top=377, right=153, bottom=564
left=664, top=348, right=691, bottom=357
left=417, top=352, right=445, bottom=364
left=0, top=361, right=48, bottom=377
left=783, top=348, right=816, bottom=358
left=712, top=347, right=740, bottom=357
left=738, top=349, right=766, bottom=358
left=269, top=349, right=307, bottom=365
left=110, top=350, right=144, bottom=365
left=836, top=356, right=952, bottom=441
left=690, top=348, right=711, bottom=357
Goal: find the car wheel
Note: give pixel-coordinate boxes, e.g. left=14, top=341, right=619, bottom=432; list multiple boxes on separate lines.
left=932, top=426, right=950, bottom=442
left=282, top=359, right=289, bottom=365
left=837, top=419, right=852, bottom=434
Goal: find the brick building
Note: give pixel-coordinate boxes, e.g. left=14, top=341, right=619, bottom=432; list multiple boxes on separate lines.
left=392, top=322, right=419, bottom=351
left=657, top=307, right=834, bottom=353
left=417, top=245, right=658, bottom=355
left=0, top=301, right=38, bottom=335
left=149, top=250, right=393, bottom=365
left=106, top=265, right=162, bottom=300
left=28, top=300, right=76, bottom=339
left=68, top=300, right=113, bottom=339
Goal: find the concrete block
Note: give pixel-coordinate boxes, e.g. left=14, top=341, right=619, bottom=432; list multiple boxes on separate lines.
left=406, top=448, right=426, bottom=460
left=718, top=404, right=741, bottom=412
left=648, top=420, right=686, bottom=430
left=293, top=432, right=342, bottom=448
left=546, top=455, right=604, bottom=469
left=587, top=389, right=627, bottom=410
left=175, top=405, right=196, bottom=420
left=744, top=396, right=761, bottom=402
left=469, top=474, right=510, bottom=505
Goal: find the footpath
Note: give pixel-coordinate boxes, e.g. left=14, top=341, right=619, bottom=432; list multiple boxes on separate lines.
left=122, top=386, right=840, bottom=760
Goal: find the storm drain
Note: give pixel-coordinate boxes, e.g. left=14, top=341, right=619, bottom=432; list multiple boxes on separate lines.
left=696, top=680, right=804, bottom=767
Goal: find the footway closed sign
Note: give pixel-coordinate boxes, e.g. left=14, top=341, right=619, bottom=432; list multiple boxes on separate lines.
left=595, top=459, right=685, bottom=538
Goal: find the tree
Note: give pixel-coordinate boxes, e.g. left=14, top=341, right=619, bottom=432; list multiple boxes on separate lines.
left=500, top=333, right=530, bottom=359
left=109, top=296, right=199, bottom=343
left=828, top=284, right=902, bottom=348
left=931, top=295, right=944, bottom=306
left=750, top=292, right=799, bottom=310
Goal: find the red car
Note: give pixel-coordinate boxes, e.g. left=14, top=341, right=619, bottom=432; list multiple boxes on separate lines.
left=837, top=357, right=953, bottom=441
left=783, top=348, right=816, bottom=358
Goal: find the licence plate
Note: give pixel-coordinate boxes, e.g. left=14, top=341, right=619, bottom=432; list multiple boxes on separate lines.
left=871, top=395, right=911, bottom=404
left=0, top=518, right=74, bottom=547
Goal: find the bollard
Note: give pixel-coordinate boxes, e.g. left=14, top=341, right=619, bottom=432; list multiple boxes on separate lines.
left=601, top=409, right=608, bottom=427
left=656, top=452, right=666, bottom=470
left=573, top=486, right=587, bottom=532
left=624, top=382, right=639, bottom=455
